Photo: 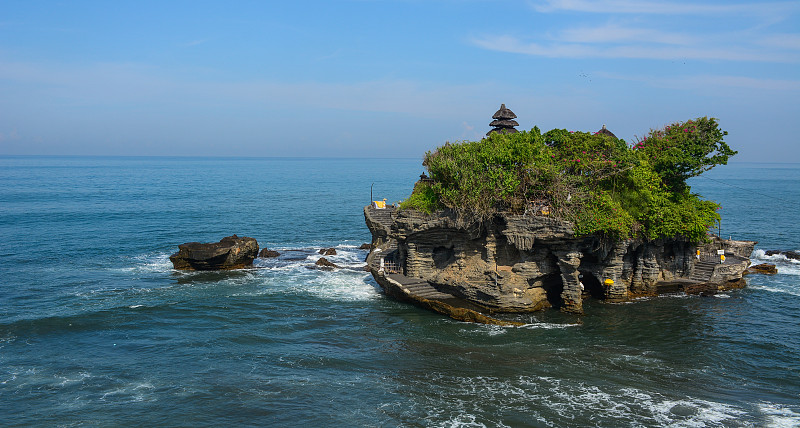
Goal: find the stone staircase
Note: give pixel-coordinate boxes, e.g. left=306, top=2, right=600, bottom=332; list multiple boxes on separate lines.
left=367, top=206, right=395, bottom=229
left=689, top=260, right=717, bottom=282
left=386, top=273, right=454, bottom=300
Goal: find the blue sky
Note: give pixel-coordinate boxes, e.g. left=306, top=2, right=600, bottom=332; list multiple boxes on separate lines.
left=1, top=0, right=798, bottom=161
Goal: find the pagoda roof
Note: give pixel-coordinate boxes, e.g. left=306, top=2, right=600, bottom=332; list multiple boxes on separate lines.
left=490, top=119, right=520, bottom=127
left=492, top=104, right=517, bottom=120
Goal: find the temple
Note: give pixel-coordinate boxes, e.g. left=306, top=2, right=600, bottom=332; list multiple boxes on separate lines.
left=486, top=104, right=519, bottom=136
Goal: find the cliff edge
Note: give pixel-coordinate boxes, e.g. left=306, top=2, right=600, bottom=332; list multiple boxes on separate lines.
left=365, top=206, right=753, bottom=318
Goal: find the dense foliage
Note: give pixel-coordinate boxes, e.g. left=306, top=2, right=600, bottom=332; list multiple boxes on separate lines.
left=400, top=117, right=735, bottom=242
left=634, top=117, right=736, bottom=193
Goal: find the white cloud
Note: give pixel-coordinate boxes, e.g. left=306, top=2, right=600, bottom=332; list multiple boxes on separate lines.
left=0, top=58, right=500, bottom=118
left=557, top=24, right=697, bottom=45
left=472, top=34, right=796, bottom=62
left=515, top=1, right=800, bottom=62
left=531, top=0, right=800, bottom=16
left=756, top=34, right=800, bottom=51
left=599, top=71, right=800, bottom=91
left=474, top=0, right=800, bottom=62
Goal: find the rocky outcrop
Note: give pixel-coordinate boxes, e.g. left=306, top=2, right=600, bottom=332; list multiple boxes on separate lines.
left=319, top=248, right=337, bottom=256
left=313, top=257, right=340, bottom=270
left=170, top=235, right=259, bottom=270
left=259, top=248, right=280, bottom=258
left=746, top=263, right=778, bottom=275
left=365, top=206, right=754, bottom=315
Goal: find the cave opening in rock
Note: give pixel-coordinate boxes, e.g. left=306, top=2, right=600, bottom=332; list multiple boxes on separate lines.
left=432, top=246, right=456, bottom=269
left=579, top=271, right=604, bottom=300
left=494, top=234, right=521, bottom=266
left=541, top=273, right=564, bottom=309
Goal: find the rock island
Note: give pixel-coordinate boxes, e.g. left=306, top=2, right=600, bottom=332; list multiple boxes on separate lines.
left=364, top=107, right=754, bottom=324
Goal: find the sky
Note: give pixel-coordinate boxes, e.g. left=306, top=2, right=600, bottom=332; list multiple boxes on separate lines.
left=1, top=0, right=798, bottom=161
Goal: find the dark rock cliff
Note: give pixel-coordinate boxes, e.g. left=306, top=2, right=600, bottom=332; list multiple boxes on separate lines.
left=365, top=206, right=754, bottom=315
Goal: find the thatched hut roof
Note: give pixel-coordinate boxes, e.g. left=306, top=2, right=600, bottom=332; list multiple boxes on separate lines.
left=489, top=119, right=520, bottom=127
left=596, top=124, right=617, bottom=139
left=492, top=103, right=517, bottom=120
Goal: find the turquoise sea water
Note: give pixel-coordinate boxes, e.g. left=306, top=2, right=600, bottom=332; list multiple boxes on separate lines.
left=1, top=156, right=798, bottom=427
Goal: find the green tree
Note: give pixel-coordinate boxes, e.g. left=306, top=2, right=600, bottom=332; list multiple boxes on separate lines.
left=634, top=117, right=736, bottom=192
left=402, top=117, right=732, bottom=242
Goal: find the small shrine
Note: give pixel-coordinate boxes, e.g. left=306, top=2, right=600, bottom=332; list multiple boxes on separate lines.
left=486, top=103, right=519, bottom=136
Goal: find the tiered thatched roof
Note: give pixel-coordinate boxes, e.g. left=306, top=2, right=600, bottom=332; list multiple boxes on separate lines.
left=487, top=104, right=519, bottom=136
left=492, top=104, right=517, bottom=120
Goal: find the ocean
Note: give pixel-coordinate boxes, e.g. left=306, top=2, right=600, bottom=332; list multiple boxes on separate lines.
left=0, top=156, right=798, bottom=427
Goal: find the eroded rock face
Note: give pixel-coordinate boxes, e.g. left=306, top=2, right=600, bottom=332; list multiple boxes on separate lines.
left=170, top=235, right=259, bottom=270
left=365, top=207, right=754, bottom=314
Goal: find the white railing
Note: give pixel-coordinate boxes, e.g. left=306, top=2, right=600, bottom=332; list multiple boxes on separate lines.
left=381, top=259, right=401, bottom=274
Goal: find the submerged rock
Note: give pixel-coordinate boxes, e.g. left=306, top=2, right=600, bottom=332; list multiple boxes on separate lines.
left=170, top=235, right=259, bottom=270
left=319, top=247, right=337, bottom=256
left=359, top=243, right=372, bottom=250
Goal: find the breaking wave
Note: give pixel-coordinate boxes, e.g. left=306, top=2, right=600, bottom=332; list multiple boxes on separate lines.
left=752, top=249, right=800, bottom=275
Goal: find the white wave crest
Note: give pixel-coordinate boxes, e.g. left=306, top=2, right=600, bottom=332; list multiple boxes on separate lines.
left=519, top=322, right=581, bottom=329
left=462, top=325, right=508, bottom=336
left=441, top=413, right=490, bottom=428
left=308, top=248, right=368, bottom=269
left=254, top=246, right=367, bottom=272
left=282, top=271, right=380, bottom=302
left=752, top=249, right=800, bottom=265
left=461, top=321, right=580, bottom=336
left=775, top=264, right=800, bottom=276
left=100, top=381, right=157, bottom=403
left=758, top=403, right=800, bottom=427
left=111, top=252, right=173, bottom=274
left=748, top=284, right=800, bottom=297
left=437, top=374, right=753, bottom=426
